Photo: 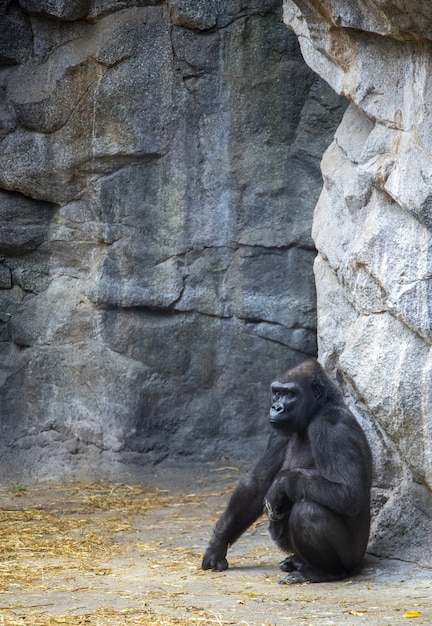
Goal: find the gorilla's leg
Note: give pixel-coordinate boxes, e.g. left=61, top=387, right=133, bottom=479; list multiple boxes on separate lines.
left=268, top=497, right=293, bottom=554
left=279, top=501, right=360, bottom=584
left=268, top=506, right=303, bottom=574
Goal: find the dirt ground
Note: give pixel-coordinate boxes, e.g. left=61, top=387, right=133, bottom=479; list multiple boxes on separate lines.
left=0, top=461, right=431, bottom=626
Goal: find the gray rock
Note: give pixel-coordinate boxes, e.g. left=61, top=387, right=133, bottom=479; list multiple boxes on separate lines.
left=0, top=1, right=345, bottom=481
left=0, top=190, right=54, bottom=255
left=285, top=0, right=432, bottom=563
left=0, top=4, right=32, bottom=65
left=18, top=0, right=91, bottom=20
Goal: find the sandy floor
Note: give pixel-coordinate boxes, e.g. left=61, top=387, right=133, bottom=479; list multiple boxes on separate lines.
left=0, top=461, right=431, bottom=625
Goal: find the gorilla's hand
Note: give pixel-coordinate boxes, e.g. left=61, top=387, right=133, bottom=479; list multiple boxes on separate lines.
left=264, top=474, right=298, bottom=521
left=264, top=479, right=287, bottom=521
left=202, top=546, right=229, bottom=571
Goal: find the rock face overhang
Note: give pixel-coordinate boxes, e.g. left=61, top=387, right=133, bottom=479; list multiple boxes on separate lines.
left=284, top=0, right=432, bottom=562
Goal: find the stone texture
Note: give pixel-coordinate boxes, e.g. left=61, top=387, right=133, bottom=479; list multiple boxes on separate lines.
left=284, top=0, right=432, bottom=564
left=0, top=0, right=345, bottom=481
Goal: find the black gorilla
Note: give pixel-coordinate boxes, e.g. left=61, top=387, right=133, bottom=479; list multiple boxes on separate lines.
left=202, top=359, right=372, bottom=583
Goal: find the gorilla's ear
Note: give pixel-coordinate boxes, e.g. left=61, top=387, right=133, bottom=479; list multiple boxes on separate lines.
left=311, top=375, right=327, bottom=402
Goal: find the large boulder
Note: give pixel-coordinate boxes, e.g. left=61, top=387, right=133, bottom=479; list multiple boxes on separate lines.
left=284, top=0, right=432, bottom=564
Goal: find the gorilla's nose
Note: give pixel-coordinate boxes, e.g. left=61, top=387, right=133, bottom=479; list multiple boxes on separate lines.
left=272, top=402, right=284, bottom=413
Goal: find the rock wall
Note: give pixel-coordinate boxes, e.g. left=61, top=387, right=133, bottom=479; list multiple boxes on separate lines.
left=0, top=1, right=345, bottom=481
left=284, top=1, right=432, bottom=563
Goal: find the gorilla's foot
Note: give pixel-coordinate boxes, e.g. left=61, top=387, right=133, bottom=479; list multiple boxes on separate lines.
left=279, top=555, right=302, bottom=572
left=279, top=565, right=347, bottom=584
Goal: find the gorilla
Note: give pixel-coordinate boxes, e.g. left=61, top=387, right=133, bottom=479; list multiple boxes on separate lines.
left=202, top=359, right=372, bottom=583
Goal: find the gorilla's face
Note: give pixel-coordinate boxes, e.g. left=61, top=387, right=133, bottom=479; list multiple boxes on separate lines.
left=269, top=380, right=317, bottom=434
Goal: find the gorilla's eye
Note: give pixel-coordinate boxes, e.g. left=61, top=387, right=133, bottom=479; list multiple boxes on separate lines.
left=273, top=391, right=281, bottom=400
left=286, top=391, right=294, bottom=398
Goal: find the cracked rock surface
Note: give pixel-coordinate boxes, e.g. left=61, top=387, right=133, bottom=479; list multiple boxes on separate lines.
left=0, top=0, right=345, bottom=480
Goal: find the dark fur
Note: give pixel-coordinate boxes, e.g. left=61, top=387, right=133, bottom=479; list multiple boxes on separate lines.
left=202, top=359, right=372, bottom=583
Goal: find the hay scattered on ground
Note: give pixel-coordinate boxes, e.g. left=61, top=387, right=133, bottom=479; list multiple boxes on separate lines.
left=0, top=480, right=243, bottom=625
left=0, top=482, right=181, bottom=591
left=0, top=605, right=219, bottom=625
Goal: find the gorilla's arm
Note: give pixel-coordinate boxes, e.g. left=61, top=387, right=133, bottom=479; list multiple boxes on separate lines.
left=202, top=433, right=287, bottom=571
left=266, top=408, right=372, bottom=517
